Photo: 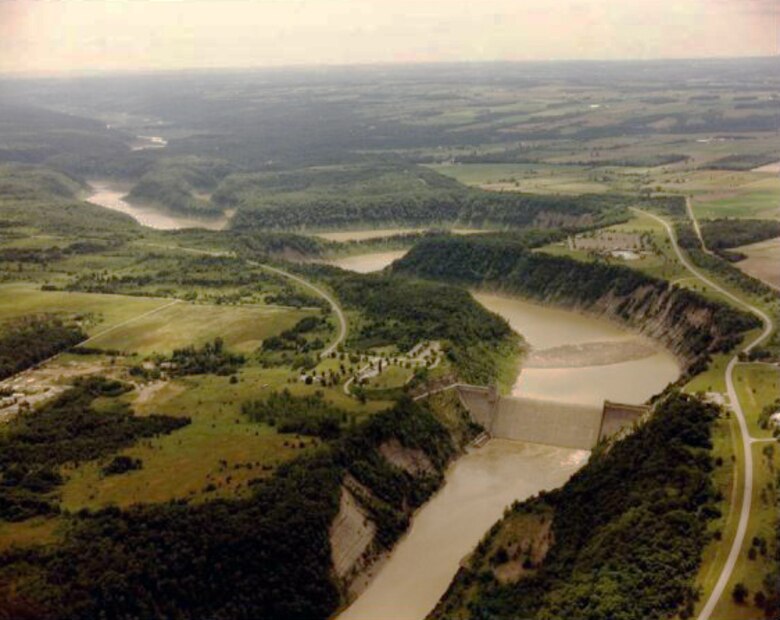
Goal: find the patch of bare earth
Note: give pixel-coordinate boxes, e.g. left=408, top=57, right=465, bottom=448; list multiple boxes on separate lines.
left=379, top=438, right=435, bottom=476
left=489, top=513, right=554, bottom=585
left=0, top=358, right=112, bottom=422
left=330, top=483, right=377, bottom=582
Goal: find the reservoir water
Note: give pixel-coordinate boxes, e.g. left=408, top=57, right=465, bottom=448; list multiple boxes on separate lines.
left=474, top=292, right=680, bottom=406
left=87, top=180, right=231, bottom=231
left=327, top=251, right=408, bottom=273
left=338, top=291, right=679, bottom=620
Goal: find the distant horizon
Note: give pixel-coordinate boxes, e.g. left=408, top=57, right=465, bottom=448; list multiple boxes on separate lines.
left=0, top=53, right=776, bottom=81
left=1, top=0, right=775, bottom=75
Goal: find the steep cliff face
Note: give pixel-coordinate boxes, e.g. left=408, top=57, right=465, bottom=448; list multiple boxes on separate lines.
left=393, top=236, right=761, bottom=374
left=329, top=392, right=476, bottom=605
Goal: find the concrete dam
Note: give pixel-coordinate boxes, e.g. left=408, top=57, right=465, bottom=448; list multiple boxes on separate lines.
left=449, top=385, right=648, bottom=450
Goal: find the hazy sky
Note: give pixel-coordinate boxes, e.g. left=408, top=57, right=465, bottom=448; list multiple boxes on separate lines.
left=0, top=0, right=776, bottom=74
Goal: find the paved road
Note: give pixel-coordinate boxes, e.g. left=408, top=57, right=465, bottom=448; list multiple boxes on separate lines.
left=140, top=243, right=347, bottom=358
left=634, top=207, right=774, bottom=620
left=250, top=261, right=347, bottom=357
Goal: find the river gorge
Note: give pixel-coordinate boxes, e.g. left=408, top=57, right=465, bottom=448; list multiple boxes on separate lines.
left=337, top=256, right=680, bottom=620
left=84, top=192, right=682, bottom=620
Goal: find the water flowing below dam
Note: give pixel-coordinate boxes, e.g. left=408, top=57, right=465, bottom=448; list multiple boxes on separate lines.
left=338, top=292, right=680, bottom=620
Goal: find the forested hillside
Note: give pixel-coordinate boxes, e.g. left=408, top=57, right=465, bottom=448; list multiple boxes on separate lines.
left=0, top=397, right=467, bottom=620
left=219, top=162, right=630, bottom=230
left=295, top=264, right=521, bottom=386
left=430, top=392, right=720, bottom=620
left=393, top=235, right=760, bottom=373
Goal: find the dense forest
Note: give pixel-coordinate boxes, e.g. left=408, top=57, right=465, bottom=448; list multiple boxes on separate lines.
left=0, top=316, right=86, bottom=380
left=393, top=235, right=760, bottom=373
left=296, top=264, right=521, bottom=385
left=127, top=156, right=230, bottom=216
left=430, top=392, right=720, bottom=620
left=698, top=218, right=780, bottom=261
left=217, top=161, right=630, bottom=231
left=0, top=397, right=463, bottom=620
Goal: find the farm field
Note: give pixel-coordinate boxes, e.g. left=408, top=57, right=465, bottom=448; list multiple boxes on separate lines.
left=427, top=163, right=612, bottom=194
left=734, top=237, right=780, bottom=290
left=314, top=227, right=487, bottom=242
left=85, top=301, right=316, bottom=354
left=0, top=283, right=169, bottom=333
left=692, top=174, right=780, bottom=220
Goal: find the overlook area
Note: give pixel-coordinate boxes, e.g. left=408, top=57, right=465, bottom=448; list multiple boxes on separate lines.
left=0, top=53, right=778, bottom=620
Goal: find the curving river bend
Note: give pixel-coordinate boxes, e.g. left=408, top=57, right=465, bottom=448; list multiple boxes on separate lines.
left=85, top=194, right=680, bottom=620
left=337, top=257, right=679, bottom=620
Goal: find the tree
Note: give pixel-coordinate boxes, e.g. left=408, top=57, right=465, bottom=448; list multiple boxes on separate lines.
left=732, top=583, right=749, bottom=605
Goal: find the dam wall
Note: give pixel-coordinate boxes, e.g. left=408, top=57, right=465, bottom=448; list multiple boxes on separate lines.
left=455, top=385, right=648, bottom=450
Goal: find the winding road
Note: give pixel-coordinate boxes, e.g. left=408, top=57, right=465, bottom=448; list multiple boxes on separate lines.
left=253, top=261, right=346, bottom=357
left=633, top=207, right=774, bottom=620
left=140, top=242, right=347, bottom=357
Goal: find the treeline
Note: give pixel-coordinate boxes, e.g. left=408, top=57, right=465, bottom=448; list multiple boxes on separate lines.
left=167, top=338, right=245, bottom=376
left=0, top=240, right=116, bottom=265
left=242, top=389, right=347, bottom=439
left=674, top=219, right=779, bottom=360
left=704, top=154, right=780, bottom=171
left=699, top=218, right=780, bottom=261
left=261, top=316, right=327, bottom=355
left=0, top=377, right=188, bottom=522
left=127, top=156, right=231, bottom=215
left=0, top=316, right=85, bottom=380
left=1, top=397, right=461, bottom=620
left=217, top=162, right=629, bottom=231
left=431, top=392, right=720, bottom=620
left=298, top=265, right=520, bottom=385
left=393, top=235, right=760, bottom=373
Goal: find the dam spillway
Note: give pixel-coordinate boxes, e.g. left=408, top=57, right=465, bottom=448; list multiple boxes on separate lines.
left=456, top=384, right=647, bottom=450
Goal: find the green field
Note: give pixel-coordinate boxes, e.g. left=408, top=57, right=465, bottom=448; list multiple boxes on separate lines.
left=692, top=175, right=780, bottom=220
left=734, top=363, right=780, bottom=437
left=0, top=284, right=168, bottom=333
left=85, top=301, right=316, bottom=354
left=60, top=364, right=391, bottom=510
left=427, top=163, right=612, bottom=194
left=712, top=443, right=777, bottom=620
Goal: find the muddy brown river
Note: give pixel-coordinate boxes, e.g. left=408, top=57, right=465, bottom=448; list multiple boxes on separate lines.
left=87, top=180, right=231, bottom=230
left=326, top=251, right=409, bottom=273
left=338, top=292, right=679, bottom=620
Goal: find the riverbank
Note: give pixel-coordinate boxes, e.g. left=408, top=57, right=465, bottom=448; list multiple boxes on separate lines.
left=337, top=288, right=681, bottom=619
left=86, top=179, right=232, bottom=230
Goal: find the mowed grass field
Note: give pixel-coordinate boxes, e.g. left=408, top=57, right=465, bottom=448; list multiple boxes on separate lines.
left=537, top=211, right=690, bottom=282
left=86, top=302, right=317, bottom=354
left=733, top=363, right=780, bottom=437
left=0, top=283, right=168, bottom=332
left=713, top=443, right=778, bottom=620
